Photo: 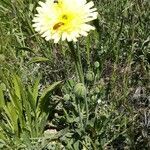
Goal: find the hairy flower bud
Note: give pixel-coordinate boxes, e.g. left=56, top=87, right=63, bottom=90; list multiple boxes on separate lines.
left=63, top=94, right=70, bottom=101
left=74, top=83, right=86, bottom=98
left=86, top=71, right=95, bottom=82
left=94, top=61, right=100, bottom=68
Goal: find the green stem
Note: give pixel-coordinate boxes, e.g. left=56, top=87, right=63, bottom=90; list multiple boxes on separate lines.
left=68, top=42, right=88, bottom=126
left=68, top=42, right=84, bottom=83
left=77, top=98, right=83, bottom=126
left=84, top=96, right=88, bottom=126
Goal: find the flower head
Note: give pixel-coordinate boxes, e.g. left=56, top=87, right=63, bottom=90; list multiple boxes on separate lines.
left=32, top=0, right=98, bottom=43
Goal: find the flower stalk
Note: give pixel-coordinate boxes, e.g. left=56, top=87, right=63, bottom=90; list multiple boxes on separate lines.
left=68, top=42, right=89, bottom=126
left=68, top=42, right=84, bottom=83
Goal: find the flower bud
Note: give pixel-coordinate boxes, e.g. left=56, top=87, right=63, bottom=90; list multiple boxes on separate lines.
left=94, top=61, right=100, bottom=68
left=86, top=71, right=95, bottom=82
left=74, top=83, right=86, bottom=98
left=95, top=87, right=100, bottom=94
left=63, top=94, right=70, bottom=101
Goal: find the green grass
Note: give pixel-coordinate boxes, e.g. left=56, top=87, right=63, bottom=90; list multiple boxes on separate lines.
left=0, top=0, right=150, bottom=149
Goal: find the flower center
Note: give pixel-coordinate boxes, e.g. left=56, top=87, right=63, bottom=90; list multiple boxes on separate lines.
left=53, top=14, right=69, bottom=30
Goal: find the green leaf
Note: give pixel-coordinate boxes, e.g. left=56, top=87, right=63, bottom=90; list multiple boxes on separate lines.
left=12, top=74, right=21, bottom=100
left=28, top=57, right=49, bottom=65
left=0, top=129, right=7, bottom=141
left=32, top=76, right=41, bottom=105
left=39, top=81, right=62, bottom=112
left=3, top=104, right=18, bottom=135
left=73, top=140, right=79, bottom=150
left=16, top=47, right=35, bottom=54
left=27, top=87, right=36, bottom=112
left=0, top=85, right=5, bottom=108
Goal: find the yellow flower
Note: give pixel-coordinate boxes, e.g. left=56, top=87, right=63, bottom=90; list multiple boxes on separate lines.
left=32, top=0, right=98, bottom=43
